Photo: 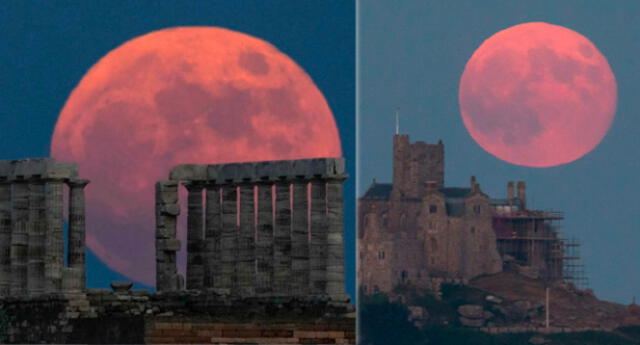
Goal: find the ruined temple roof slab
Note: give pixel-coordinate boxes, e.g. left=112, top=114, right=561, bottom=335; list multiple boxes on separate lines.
left=0, top=158, right=78, bottom=180
left=169, top=164, right=208, bottom=181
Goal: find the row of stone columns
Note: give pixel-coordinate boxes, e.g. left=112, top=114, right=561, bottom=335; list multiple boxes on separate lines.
left=156, top=158, right=347, bottom=299
left=0, top=177, right=88, bottom=297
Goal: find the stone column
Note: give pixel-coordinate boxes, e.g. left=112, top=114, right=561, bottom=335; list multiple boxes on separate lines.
left=204, top=183, right=221, bottom=289
left=27, top=180, right=46, bottom=296
left=237, top=183, right=255, bottom=296
left=155, top=181, right=181, bottom=292
left=291, top=179, right=310, bottom=296
left=255, top=182, right=273, bottom=296
left=219, top=184, right=238, bottom=292
left=273, top=181, right=291, bottom=296
left=184, top=181, right=205, bottom=290
left=309, top=179, right=327, bottom=295
left=62, top=267, right=83, bottom=294
left=44, top=179, right=65, bottom=294
left=11, top=181, right=30, bottom=295
left=67, top=179, right=89, bottom=291
left=326, top=176, right=347, bottom=298
left=0, top=181, right=11, bottom=296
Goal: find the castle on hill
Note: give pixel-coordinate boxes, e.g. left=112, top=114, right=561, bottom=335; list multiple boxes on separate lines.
left=358, top=133, right=582, bottom=295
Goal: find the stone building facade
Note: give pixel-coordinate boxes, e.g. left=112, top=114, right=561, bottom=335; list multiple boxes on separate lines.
left=359, top=134, right=571, bottom=295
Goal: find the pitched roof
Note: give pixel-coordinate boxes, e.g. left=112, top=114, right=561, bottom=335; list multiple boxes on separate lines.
left=361, top=182, right=393, bottom=199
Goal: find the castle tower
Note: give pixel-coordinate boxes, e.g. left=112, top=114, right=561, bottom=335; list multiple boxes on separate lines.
left=392, top=134, right=444, bottom=199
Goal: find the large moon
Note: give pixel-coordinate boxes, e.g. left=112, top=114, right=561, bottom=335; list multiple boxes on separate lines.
left=51, top=27, right=341, bottom=286
left=459, top=22, right=616, bottom=167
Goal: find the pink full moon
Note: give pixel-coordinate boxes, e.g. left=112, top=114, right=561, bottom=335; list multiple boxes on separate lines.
left=459, top=22, right=617, bottom=167
left=51, top=27, right=341, bottom=286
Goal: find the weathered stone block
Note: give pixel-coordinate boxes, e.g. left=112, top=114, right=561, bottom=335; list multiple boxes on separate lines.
left=169, top=164, right=208, bottom=181
left=161, top=203, right=180, bottom=216
left=157, top=239, right=181, bottom=252
left=458, top=304, right=484, bottom=319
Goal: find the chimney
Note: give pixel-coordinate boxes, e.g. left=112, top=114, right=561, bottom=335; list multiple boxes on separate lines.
left=517, top=181, right=526, bottom=209
left=507, top=181, right=514, bottom=202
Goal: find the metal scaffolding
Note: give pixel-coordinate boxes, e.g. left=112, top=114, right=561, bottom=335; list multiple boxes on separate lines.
left=561, top=236, right=588, bottom=289
left=492, top=209, right=588, bottom=289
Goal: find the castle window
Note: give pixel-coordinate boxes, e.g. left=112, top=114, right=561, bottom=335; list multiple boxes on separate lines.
left=401, top=270, right=408, bottom=283
left=470, top=227, right=476, bottom=234
left=431, top=239, right=438, bottom=251
left=429, top=205, right=437, bottom=213
left=474, top=204, right=481, bottom=215
left=378, top=251, right=385, bottom=260
left=428, top=222, right=433, bottom=229
left=363, top=285, right=368, bottom=293
left=374, top=285, right=380, bottom=293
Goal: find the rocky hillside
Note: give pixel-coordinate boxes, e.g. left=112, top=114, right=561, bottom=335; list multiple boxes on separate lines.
left=468, top=272, right=640, bottom=329
left=392, top=272, right=640, bottom=332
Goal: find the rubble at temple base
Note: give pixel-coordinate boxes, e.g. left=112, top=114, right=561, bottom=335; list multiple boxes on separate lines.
left=0, top=289, right=355, bottom=344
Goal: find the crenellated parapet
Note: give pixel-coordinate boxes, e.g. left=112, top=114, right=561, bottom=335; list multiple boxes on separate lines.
left=155, top=158, right=348, bottom=299
left=0, top=158, right=89, bottom=297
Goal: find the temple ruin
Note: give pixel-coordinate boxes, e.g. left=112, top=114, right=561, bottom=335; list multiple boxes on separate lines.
left=0, top=157, right=354, bottom=344
left=156, top=158, right=348, bottom=299
left=0, top=158, right=88, bottom=297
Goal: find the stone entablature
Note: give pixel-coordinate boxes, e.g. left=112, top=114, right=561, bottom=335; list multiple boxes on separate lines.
left=0, top=158, right=88, bottom=297
left=156, top=158, right=348, bottom=300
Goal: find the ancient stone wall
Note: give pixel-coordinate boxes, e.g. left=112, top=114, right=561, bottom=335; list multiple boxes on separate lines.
left=157, top=158, right=348, bottom=300
left=0, top=158, right=88, bottom=297
left=0, top=289, right=355, bottom=344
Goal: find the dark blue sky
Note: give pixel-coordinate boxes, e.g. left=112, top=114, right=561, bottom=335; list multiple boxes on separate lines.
left=359, top=0, right=638, bottom=304
left=0, top=1, right=354, bottom=298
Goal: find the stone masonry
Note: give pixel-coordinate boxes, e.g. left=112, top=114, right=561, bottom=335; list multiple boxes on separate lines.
left=0, top=289, right=355, bottom=344
left=156, top=158, right=348, bottom=300
left=359, top=133, right=570, bottom=298
left=359, top=135, right=502, bottom=294
left=0, top=158, right=88, bottom=297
